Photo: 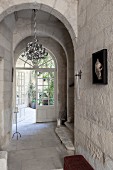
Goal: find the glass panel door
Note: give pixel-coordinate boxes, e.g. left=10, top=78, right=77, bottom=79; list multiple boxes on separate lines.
left=16, top=71, right=25, bottom=122
left=36, top=70, right=56, bottom=122
left=36, top=72, right=54, bottom=106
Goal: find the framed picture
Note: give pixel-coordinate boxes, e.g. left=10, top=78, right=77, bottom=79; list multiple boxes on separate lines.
left=92, top=49, right=108, bottom=84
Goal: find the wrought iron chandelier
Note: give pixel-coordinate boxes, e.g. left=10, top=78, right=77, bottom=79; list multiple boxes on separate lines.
left=21, top=9, right=48, bottom=62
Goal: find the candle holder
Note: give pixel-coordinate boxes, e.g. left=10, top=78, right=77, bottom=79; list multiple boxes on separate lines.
left=12, top=107, right=21, bottom=140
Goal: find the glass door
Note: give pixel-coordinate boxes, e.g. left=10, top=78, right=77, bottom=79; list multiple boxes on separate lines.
left=36, top=70, right=56, bottom=122
left=16, top=71, right=25, bottom=122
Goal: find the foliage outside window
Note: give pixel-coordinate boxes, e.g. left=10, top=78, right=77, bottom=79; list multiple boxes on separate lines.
left=26, top=53, right=55, bottom=107
left=37, top=72, right=54, bottom=106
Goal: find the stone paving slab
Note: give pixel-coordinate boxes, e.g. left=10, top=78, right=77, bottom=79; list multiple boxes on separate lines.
left=0, top=151, right=7, bottom=170
left=7, top=108, right=71, bottom=170
left=55, top=126, right=75, bottom=151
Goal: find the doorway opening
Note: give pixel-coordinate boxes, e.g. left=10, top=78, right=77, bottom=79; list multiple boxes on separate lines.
left=15, top=70, right=35, bottom=123
left=12, top=51, right=57, bottom=130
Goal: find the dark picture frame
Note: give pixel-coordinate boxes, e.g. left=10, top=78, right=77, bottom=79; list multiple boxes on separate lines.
left=92, top=49, right=108, bottom=84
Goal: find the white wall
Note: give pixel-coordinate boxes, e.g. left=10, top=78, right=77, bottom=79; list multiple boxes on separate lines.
left=0, top=14, right=15, bottom=149
left=75, top=0, right=113, bottom=169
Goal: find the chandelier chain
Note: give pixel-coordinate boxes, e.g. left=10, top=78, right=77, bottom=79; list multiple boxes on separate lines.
left=21, top=9, right=48, bottom=62
left=34, top=9, right=37, bottom=41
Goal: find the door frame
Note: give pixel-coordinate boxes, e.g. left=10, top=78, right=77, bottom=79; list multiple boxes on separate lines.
left=35, top=68, right=57, bottom=122
left=15, top=67, right=57, bottom=123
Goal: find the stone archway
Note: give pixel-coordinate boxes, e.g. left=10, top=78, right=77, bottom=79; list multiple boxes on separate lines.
left=0, top=1, right=77, bottom=41
left=12, top=8, right=75, bottom=123
left=0, top=1, right=77, bottom=149
left=14, top=36, right=67, bottom=124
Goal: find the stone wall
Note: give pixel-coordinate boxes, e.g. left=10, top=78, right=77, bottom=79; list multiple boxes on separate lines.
left=75, top=0, right=113, bottom=169
left=66, top=41, right=74, bottom=122
left=0, top=14, right=15, bottom=149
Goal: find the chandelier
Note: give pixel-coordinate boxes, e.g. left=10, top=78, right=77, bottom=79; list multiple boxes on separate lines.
left=21, top=9, right=48, bottom=62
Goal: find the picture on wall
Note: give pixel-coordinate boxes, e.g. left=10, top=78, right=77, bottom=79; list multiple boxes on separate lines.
left=92, top=49, right=108, bottom=84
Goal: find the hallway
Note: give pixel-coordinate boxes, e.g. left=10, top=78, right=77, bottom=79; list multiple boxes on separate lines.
left=7, top=108, right=70, bottom=170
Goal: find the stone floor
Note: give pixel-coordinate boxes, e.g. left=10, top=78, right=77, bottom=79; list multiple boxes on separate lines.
left=7, top=108, right=71, bottom=170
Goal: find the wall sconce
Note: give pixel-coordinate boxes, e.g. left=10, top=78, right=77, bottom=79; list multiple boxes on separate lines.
left=75, top=70, right=82, bottom=100
left=75, top=70, right=82, bottom=79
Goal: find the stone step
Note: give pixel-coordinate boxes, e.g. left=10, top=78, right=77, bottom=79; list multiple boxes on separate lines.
left=55, top=126, right=75, bottom=151
left=0, top=151, right=7, bottom=170
left=64, top=122, right=74, bottom=132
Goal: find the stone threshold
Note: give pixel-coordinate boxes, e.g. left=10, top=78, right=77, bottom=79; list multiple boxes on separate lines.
left=64, top=122, right=74, bottom=132
left=0, top=151, right=7, bottom=170
left=55, top=126, right=75, bottom=151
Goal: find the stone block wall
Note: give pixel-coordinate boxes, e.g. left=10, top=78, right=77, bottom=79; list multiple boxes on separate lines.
left=75, top=0, right=113, bottom=169
left=0, top=14, right=14, bottom=149
left=66, top=42, right=74, bottom=122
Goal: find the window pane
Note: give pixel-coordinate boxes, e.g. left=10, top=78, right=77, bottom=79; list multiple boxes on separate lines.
left=37, top=78, right=43, bottom=86
left=43, top=98, right=48, bottom=105
left=37, top=87, right=43, bottom=93
left=37, top=92, right=43, bottom=99
left=49, top=98, right=54, bottom=105
left=36, top=71, right=54, bottom=106
left=37, top=99, right=43, bottom=106
left=43, top=78, right=48, bottom=86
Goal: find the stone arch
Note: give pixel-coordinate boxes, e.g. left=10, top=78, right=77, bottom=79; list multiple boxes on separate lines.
left=0, top=1, right=77, bottom=148
left=0, top=1, right=77, bottom=42
left=13, top=25, right=69, bottom=60
left=14, top=36, right=67, bottom=121
left=12, top=9, right=75, bottom=121
left=13, top=28, right=74, bottom=122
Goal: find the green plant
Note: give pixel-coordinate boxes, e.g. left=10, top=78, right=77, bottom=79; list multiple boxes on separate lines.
left=42, top=72, right=54, bottom=105
left=28, top=82, right=36, bottom=104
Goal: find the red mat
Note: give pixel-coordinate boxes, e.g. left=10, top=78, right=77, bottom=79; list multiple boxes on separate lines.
left=64, top=155, right=94, bottom=170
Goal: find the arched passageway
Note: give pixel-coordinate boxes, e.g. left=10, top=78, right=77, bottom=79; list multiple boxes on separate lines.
left=0, top=4, right=77, bottom=168
left=15, top=43, right=65, bottom=124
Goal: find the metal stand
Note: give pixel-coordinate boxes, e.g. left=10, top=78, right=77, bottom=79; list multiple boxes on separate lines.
left=12, top=110, right=21, bottom=140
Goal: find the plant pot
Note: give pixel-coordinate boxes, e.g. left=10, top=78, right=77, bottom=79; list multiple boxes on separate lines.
left=31, top=102, right=36, bottom=109
left=29, top=102, right=31, bottom=107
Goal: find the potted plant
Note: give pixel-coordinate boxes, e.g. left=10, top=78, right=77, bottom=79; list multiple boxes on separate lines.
left=31, top=98, right=36, bottom=109
left=28, top=82, right=36, bottom=109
